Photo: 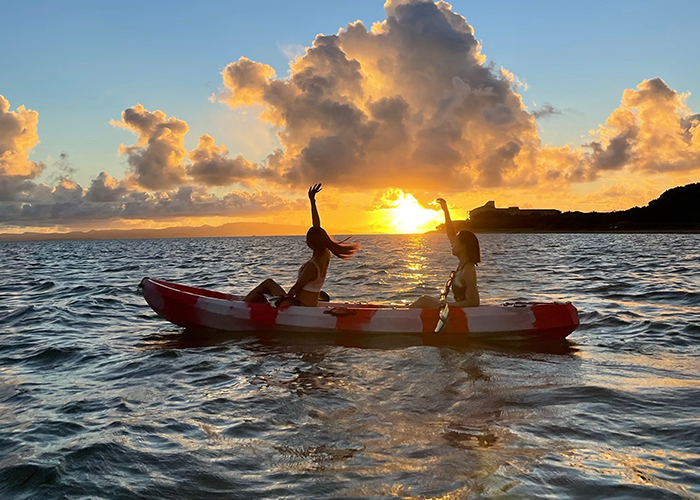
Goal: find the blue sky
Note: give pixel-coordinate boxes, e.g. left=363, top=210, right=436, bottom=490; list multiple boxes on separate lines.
left=3, top=0, right=697, bottom=187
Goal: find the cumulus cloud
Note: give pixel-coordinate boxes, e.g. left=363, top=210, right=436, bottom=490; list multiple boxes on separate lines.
left=217, top=0, right=544, bottom=191
left=85, top=171, right=129, bottom=202
left=111, top=105, right=282, bottom=190
left=0, top=94, right=45, bottom=200
left=214, top=1, right=700, bottom=195
left=110, top=104, right=189, bottom=190
left=187, top=134, right=277, bottom=186
left=585, top=78, right=700, bottom=177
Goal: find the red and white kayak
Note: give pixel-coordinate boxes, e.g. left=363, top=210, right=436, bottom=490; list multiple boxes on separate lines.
left=140, top=278, right=579, bottom=340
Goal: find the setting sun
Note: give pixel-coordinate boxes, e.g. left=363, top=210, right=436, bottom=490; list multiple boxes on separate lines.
left=378, top=190, right=443, bottom=234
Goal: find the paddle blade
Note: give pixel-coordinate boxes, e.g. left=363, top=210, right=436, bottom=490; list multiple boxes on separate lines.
left=435, top=303, right=450, bottom=333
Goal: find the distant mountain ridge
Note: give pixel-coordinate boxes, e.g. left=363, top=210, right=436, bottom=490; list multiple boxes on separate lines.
left=0, top=221, right=311, bottom=242
left=440, top=182, right=700, bottom=233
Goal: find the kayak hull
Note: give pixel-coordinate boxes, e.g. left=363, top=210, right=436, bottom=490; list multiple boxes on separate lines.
left=140, top=278, right=579, bottom=340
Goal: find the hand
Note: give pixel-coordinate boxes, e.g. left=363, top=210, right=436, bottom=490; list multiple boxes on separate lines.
left=308, top=183, right=322, bottom=200
left=435, top=198, right=448, bottom=211
left=273, top=295, right=293, bottom=307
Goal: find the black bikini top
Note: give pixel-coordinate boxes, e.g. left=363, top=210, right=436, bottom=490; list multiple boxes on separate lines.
left=450, top=263, right=468, bottom=302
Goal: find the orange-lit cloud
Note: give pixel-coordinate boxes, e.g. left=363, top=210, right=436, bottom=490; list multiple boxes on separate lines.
left=0, top=94, right=45, bottom=200
left=217, top=0, right=548, bottom=191
left=586, top=78, right=700, bottom=176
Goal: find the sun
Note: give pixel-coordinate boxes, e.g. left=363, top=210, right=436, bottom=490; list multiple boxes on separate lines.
left=379, top=190, right=443, bottom=234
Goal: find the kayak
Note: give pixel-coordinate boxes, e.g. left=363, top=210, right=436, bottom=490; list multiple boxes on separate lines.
left=140, top=278, right=579, bottom=340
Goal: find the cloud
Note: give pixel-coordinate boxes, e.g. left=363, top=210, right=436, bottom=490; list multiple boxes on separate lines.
left=110, top=104, right=189, bottom=190
left=531, top=103, right=562, bottom=119
left=220, top=57, right=277, bottom=108
left=215, top=2, right=700, bottom=195
left=187, top=134, right=277, bottom=186
left=585, top=78, right=700, bottom=178
left=216, top=0, right=545, bottom=191
left=111, top=105, right=283, bottom=190
left=279, top=43, right=306, bottom=62
left=0, top=184, right=304, bottom=226
left=0, top=94, right=45, bottom=200
left=0, top=98, right=300, bottom=227
left=85, top=171, right=129, bottom=202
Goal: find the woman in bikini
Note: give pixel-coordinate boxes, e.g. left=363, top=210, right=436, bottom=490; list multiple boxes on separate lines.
left=244, top=183, right=359, bottom=307
left=410, top=198, right=480, bottom=308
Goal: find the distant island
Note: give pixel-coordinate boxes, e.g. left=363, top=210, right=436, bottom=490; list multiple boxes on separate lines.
left=436, top=182, right=700, bottom=233
left=0, top=221, right=311, bottom=243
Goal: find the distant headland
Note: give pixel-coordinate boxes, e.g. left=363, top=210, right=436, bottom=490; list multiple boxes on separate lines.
left=435, top=182, right=700, bottom=233
left=0, top=222, right=311, bottom=243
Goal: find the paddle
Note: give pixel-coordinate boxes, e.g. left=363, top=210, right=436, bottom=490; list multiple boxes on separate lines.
left=435, top=271, right=454, bottom=333
left=263, top=293, right=283, bottom=308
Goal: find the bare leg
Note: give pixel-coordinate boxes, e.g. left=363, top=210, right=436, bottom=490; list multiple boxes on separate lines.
left=409, top=295, right=441, bottom=309
left=244, top=278, right=286, bottom=303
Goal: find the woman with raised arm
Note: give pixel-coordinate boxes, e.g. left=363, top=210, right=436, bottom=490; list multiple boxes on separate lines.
left=244, top=183, right=359, bottom=307
left=411, top=198, right=480, bottom=308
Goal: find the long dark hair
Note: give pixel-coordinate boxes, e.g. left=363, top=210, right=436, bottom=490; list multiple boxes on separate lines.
left=306, top=226, right=359, bottom=259
left=457, top=230, right=481, bottom=264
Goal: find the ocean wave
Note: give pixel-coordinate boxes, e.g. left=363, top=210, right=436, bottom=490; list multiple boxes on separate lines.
left=0, top=463, right=61, bottom=497
left=0, top=306, right=37, bottom=326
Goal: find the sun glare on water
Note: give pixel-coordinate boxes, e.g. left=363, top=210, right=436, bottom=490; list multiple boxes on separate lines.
left=380, top=191, right=443, bottom=234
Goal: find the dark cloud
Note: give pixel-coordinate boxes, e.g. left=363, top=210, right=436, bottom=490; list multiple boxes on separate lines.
left=532, top=103, right=562, bottom=119
left=111, top=104, right=189, bottom=190
left=681, top=113, right=700, bottom=144
left=586, top=130, right=637, bottom=171
left=187, top=134, right=265, bottom=186
left=85, top=172, right=129, bottom=202
left=0, top=185, right=303, bottom=226
left=478, top=141, right=522, bottom=187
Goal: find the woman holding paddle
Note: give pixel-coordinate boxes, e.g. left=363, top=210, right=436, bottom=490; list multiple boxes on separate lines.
left=244, top=183, right=359, bottom=307
left=411, top=198, right=480, bottom=309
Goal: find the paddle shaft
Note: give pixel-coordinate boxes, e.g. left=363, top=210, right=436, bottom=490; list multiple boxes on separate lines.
left=435, top=273, right=452, bottom=333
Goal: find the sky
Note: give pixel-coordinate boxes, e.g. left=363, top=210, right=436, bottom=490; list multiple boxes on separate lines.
left=1, top=0, right=699, bottom=235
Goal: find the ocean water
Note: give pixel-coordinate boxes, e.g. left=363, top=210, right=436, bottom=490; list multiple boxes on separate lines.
left=1, top=233, right=699, bottom=499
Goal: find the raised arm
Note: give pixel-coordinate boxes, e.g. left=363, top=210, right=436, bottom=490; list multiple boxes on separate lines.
left=436, top=198, right=456, bottom=245
left=308, top=183, right=322, bottom=228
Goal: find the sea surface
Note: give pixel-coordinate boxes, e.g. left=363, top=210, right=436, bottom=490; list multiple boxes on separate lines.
left=1, top=233, right=699, bottom=499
